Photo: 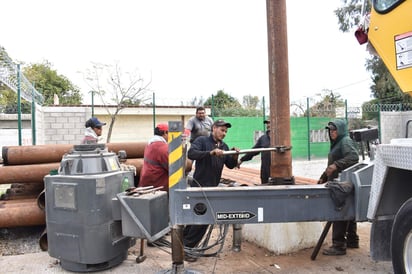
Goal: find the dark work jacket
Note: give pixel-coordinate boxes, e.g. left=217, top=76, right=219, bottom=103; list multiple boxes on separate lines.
left=319, top=119, right=359, bottom=183
left=240, top=130, right=271, bottom=184
left=188, top=134, right=237, bottom=187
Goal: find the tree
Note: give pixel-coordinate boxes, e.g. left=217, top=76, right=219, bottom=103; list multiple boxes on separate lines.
left=189, top=92, right=263, bottom=117
left=307, top=90, right=345, bottom=118
left=366, top=56, right=412, bottom=106
left=334, top=0, right=369, bottom=33
left=23, top=61, right=82, bottom=105
left=1, top=48, right=78, bottom=113
left=84, top=62, right=151, bottom=143
left=242, top=95, right=259, bottom=109
left=204, top=90, right=241, bottom=117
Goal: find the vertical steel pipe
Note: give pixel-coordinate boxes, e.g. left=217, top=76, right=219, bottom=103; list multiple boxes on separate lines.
left=266, top=0, right=292, bottom=178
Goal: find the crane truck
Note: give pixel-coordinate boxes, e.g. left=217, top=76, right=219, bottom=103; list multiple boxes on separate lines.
left=355, top=0, right=412, bottom=273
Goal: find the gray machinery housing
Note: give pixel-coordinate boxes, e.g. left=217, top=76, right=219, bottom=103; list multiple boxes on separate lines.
left=44, top=144, right=137, bottom=272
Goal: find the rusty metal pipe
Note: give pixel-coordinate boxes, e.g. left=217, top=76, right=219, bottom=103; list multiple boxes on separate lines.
left=1, top=198, right=41, bottom=206
left=0, top=198, right=45, bottom=228
left=267, top=0, right=292, bottom=178
left=2, top=144, right=73, bottom=165
left=1, top=194, right=39, bottom=201
left=2, top=142, right=148, bottom=166
left=106, top=142, right=147, bottom=159
left=0, top=163, right=60, bottom=185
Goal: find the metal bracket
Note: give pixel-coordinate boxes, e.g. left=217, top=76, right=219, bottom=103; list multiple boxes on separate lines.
left=267, top=176, right=295, bottom=185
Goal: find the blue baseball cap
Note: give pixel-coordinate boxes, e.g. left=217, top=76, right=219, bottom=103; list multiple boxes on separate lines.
left=85, top=117, right=106, bottom=128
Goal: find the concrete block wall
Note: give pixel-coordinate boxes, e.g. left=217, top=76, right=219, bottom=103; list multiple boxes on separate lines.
left=41, top=105, right=196, bottom=144
left=42, top=106, right=91, bottom=144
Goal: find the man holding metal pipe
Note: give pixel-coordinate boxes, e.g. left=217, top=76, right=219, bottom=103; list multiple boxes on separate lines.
left=183, top=119, right=239, bottom=261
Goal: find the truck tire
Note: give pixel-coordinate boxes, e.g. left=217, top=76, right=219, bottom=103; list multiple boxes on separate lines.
left=392, top=197, right=412, bottom=274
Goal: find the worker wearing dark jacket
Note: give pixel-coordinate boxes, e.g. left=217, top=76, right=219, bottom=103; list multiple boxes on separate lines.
left=238, top=120, right=271, bottom=184
left=187, top=120, right=238, bottom=187
left=183, top=119, right=238, bottom=261
left=319, top=119, right=359, bottom=256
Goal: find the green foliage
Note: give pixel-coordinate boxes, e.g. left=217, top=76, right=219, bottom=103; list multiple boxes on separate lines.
left=361, top=99, right=380, bottom=120
left=242, top=95, right=259, bottom=109
left=189, top=92, right=264, bottom=117
left=334, top=0, right=369, bottom=32
left=23, top=62, right=82, bottom=105
left=204, top=90, right=241, bottom=117
left=366, top=56, right=412, bottom=105
left=307, top=90, right=345, bottom=118
left=0, top=87, right=31, bottom=113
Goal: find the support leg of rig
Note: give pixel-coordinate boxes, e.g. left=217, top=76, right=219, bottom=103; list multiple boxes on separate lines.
left=232, top=224, right=242, bottom=252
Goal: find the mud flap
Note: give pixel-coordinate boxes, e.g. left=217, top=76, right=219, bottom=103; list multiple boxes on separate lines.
left=370, top=219, right=393, bottom=261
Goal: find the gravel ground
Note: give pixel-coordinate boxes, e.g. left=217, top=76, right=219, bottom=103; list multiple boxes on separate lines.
left=0, top=225, right=45, bottom=256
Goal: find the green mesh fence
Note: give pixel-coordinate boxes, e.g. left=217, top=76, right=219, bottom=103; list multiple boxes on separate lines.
left=216, top=116, right=332, bottom=160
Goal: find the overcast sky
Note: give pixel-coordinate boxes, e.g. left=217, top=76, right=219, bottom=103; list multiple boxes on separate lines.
left=1, top=0, right=372, bottom=107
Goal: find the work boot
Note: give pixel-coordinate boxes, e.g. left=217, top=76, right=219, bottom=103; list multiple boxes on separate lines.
left=322, top=245, right=346, bottom=256
left=346, top=241, right=359, bottom=248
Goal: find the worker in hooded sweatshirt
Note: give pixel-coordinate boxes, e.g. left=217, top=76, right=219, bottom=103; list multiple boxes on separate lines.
left=318, top=119, right=359, bottom=256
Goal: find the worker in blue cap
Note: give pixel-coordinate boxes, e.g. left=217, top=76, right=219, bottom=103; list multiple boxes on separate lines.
left=81, top=117, right=106, bottom=144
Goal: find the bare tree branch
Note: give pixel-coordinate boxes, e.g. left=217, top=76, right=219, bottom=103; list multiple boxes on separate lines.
left=83, top=61, right=151, bottom=142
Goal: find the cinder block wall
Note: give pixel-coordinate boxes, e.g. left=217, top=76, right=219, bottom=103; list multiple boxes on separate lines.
left=42, top=106, right=91, bottom=144
left=41, top=105, right=196, bottom=144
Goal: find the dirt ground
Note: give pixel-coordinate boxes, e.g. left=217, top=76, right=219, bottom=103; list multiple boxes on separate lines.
left=0, top=222, right=394, bottom=274
left=134, top=222, right=394, bottom=274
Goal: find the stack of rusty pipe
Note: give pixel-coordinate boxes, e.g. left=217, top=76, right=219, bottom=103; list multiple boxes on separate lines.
left=0, top=142, right=193, bottom=230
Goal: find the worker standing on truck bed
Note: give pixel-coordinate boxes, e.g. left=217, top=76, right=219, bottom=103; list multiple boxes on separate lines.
left=318, top=119, right=359, bottom=256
